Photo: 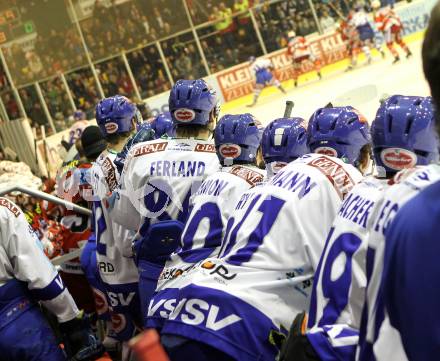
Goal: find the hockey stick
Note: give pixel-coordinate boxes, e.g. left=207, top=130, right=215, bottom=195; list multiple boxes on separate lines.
left=283, top=101, right=295, bottom=118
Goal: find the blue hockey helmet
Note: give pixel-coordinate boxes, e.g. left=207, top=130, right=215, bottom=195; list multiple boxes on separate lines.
left=73, top=109, right=86, bottom=121
left=150, top=112, right=175, bottom=138
left=169, top=79, right=219, bottom=126
left=214, top=113, right=262, bottom=165
left=262, top=117, right=309, bottom=165
left=372, top=95, right=439, bottom=175
left=95, top=95, right=142, bottom=136
left=308, top=106, right=371, bottom=166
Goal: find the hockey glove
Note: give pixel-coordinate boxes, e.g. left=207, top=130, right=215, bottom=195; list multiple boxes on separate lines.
left=59, top=311, right=105, bottom=360
left=279, top=311, right=320, bottom=361
left=133, top=220, right=184, bottom=266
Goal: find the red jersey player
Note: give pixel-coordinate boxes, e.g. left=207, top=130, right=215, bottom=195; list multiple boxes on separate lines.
left=287, top=31, right=322, bottom=87
left=372, top=1, right=411, bottom=63
left=338, top=17, right=362, bottom=71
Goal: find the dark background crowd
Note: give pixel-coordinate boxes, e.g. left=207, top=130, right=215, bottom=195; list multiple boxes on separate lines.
left=0, top=0, right=407, bottom=135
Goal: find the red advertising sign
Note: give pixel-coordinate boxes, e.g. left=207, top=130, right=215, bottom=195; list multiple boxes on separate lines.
left=216, top=32, right=347, bottom=102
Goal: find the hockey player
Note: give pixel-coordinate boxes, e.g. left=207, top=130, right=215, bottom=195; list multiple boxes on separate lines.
left=92, top=95, right=148, bottom=343
left=150, top=111, right=175, bottom=139
left=158, top=106, right=370, bottom=361
left=337, top=17, right=362, bottom=71
left=57, top=125, right=107, bottom=315
left=247, top=56, right=286, bottom=107
left=112, top=79, right=221, bottom=324
left=287, top=31, right=322, bottom=87
left=358, top=97, right=440, bottom=361
left=0, top=197, right=103, bottom=360
left=143, top=113, right=266, bottom=329
left=372, top=1, right=411, bottom=63
left=261, top=117, right=309, bottom=179
left=350, top=5, right=384, bottom=64
left=284, top=95, right=440, bottom=361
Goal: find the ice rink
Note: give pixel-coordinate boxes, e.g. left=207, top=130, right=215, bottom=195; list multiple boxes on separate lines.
left=223, top=40, right=428, bottom=125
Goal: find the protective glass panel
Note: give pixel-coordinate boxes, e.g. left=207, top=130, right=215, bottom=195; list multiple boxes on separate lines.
left=18, top=85, right=50, bottom=132
left=197, top=11, right=263, bottom=73
left=187, top=0, right=254, bottom=26
left=40, top=77, right=75, bottom=132
left=73, top=0, right=190, bottom=61
left=161, top=31, right=207, bottom=80
left=95, top=56, right=137, bottom=98
left=1, top=90, right=19, bottom=120
left=0, top=0, right=88, bottom=86
left=65, top=67, right=101, bottom=118
left=126, top=45, right=172, bottom=98
left=255, top=0, right=318, bottom=52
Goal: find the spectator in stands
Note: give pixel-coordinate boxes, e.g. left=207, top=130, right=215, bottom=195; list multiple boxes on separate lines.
left=320, top=9, right=336, bottom=32
left=234, top=0, right=251, bottom=25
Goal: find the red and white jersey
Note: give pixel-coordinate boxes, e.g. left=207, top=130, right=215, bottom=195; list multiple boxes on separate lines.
left=114, top=138, right=221, bottom=233
left=0, top=198, right=79, bottom=322
left=338, top=20, right=359, bottom=43
left=91, top=150, right=139, bottom=285
left=374, top=7, right=402, bottom=32
left=162, top=154, right=363, bottom=360
left=359, top=164, right=440, bottom=361
left=288, top=36, right=311, bottom=60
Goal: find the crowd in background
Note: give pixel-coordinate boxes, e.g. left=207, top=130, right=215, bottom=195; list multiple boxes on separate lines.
left=0, top=0, right=407, bottom=136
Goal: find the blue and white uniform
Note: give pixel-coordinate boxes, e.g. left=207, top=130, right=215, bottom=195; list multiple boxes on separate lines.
left=351, top=10, right=375, bottom=41
left=307, top=176, right=388, bottom=360
left=113, top=138, right=221, bottom=320
left=161, top=154, right=363, bottom=361
left=146, top=164, right=265, bottom=328
left=358, top=165, right=440, bottom=361
left=0, top=197, right=79, bottom=360
left=91, top=149, right=141, bottom=340
left=252, top=58, right=275, bottom=85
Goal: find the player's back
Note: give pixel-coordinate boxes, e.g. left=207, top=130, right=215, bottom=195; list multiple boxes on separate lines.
left=251, top=58, right=271, bottom=73
left=146, top=164, right=265, bottom=328
left=116, top=138, right=221, bottom=232
left=161, top=153, right=363, bottom=361
left=307, top=176, right=388, bottom=360
left=358, top=164, right=440, bottom=361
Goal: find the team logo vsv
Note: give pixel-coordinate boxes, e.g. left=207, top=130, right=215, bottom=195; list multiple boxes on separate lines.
left=174, top=108, right=196, bottom=122
left=381, top=147, right=417, bottom=170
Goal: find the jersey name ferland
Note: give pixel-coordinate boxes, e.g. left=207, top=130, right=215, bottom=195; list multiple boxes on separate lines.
left=146, top=165, right=265, bottom=328
left=114, top=138, right=221, bottom=233
left=161, top=154, right=363, bottom=361
left=358, top=164, right=440, bottom=361
left=307, top=176, right=388, bottom=360
left=91, top=150, right=139, bottom=286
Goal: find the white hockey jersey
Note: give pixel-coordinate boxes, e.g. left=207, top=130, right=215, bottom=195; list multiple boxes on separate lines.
left=146, top=165, right=265, bottom=328
left=161, top=154, right=363, bottom=361
left=91, top=149, right=139, bottom=286
left=307, top=176, right=388, bottom=360
left=0, top=197, right=78, bottom=322
left=251, top=58, right=272, bottom=74
left=113, top=138, right=221, bottom=232
left=358, top=164, right=440, bottom=361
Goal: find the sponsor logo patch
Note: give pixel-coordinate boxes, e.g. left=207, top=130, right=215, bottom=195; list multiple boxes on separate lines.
left=0, top=198, right=20, bottom=217
left=92, top=288, right=109, bottom=315
left=381, top=148, right=417, bottom=170
left=230, top=166, right=264, bottom=186
left=315, top=146, right=338, bottom=157
left=271, top=161, right=287, bottom=173
left=111, top=313, right=127, bottom=334
left=133, top=142, right=168, bottom=157
left=219, top=143, right=242, bottom=159
left=195, top=143, right=216, bottom=153
left=104, top=122, right=119, bottom=134
left=174, top=108, right=196, bottom=122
